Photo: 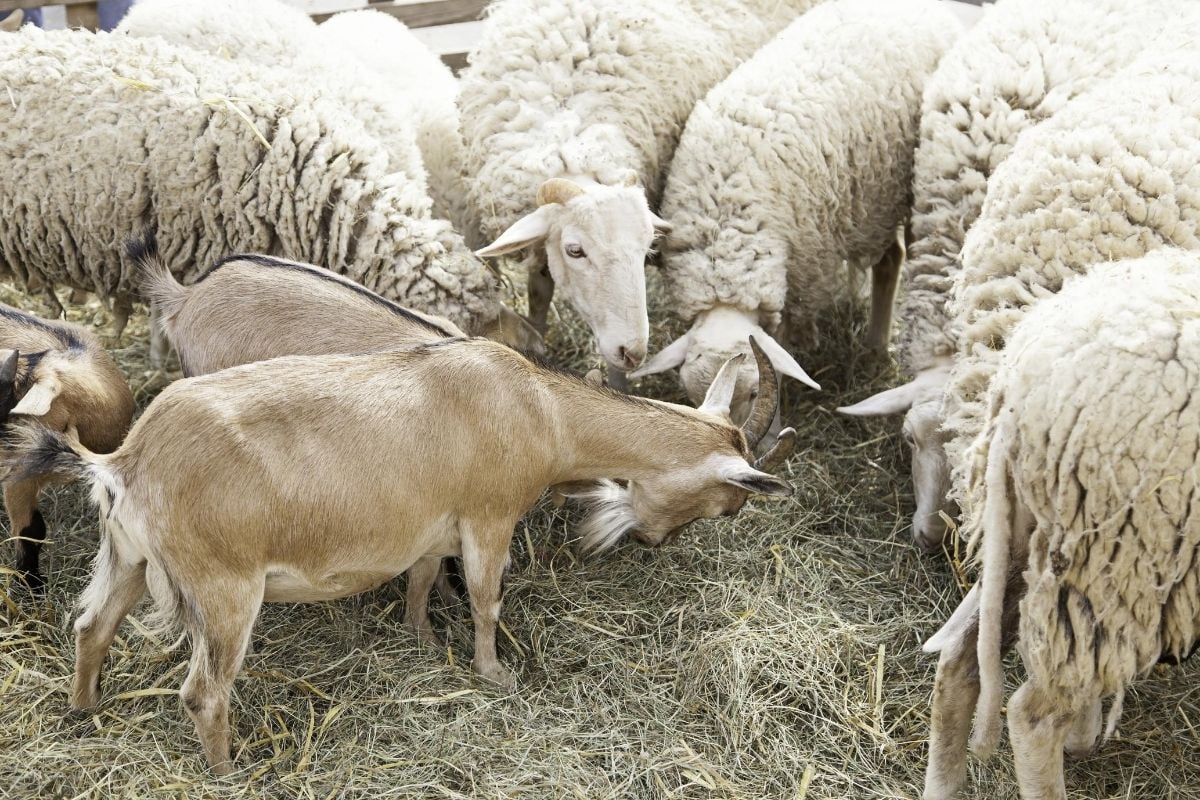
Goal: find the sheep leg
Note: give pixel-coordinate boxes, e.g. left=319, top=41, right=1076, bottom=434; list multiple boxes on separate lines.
left=6, top=478, right=47, bottom=592
left=180, top=577, right=264, bottom=776
left=923, top=620, right=979, bottom=800
left=403, top=555, right=445, bottom=648
left=1064, top=697, right=1102, bottom=758
left=68, top=288, right=90, bottom=306
left=107, top=295, right=133, bottom=341
left=72, top=538, right=147, bottom=710
left=867, top=232, right=904, bottom=352
left=460, top=521, right=516, bottom=689
left=1009, top=680, right=1073, bottom=800
left=527, top=264, right=554, bottom=336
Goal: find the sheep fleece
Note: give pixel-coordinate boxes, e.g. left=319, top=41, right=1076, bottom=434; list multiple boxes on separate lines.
left=0, top=28, right=496, bottom=331
left=459, top=0, right=823, bottom=243
left=895, top=0, right=1190, bottom=376
left=660, top=0, right=960, bottom=338
left=946, top=39, right=1200, bottom=537
left=980, top=250, right=1200, bottom=702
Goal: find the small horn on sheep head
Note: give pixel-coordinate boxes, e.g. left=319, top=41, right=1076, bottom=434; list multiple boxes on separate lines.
left=537, top=178, right=585, bottom=206
left=754, top=426, right=795, bottom=472
left=741, top=336, right=779, bottom=448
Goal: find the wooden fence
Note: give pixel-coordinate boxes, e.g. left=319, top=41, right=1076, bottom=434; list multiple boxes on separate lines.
left=0, top=0, right=484, bottom=71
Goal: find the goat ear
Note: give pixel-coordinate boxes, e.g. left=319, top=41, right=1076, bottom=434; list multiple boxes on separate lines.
left=720, top=464, right=792, bottom=497
left=753, top=329, right=820, bottom=391
left=628, top=333, right=689, bottom=378
left=698, top=353, right=745, bottom=417
left=0, top=9, right=24, bottom=32
left=11, top=376, right=61, bottom=417
left=475, top=206, right=554, bottom=258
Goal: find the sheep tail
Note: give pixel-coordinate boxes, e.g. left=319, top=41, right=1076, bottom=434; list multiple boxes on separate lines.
left=969, top=413, right=1013, bottom=760
left=129, top=229, right=188, bottom=326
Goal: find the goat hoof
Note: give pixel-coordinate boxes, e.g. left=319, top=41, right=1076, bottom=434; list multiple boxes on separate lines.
left=474, top=662, right=516, bottom=690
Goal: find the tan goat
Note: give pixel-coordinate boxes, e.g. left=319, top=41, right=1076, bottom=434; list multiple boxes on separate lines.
left=6, top=336, right=794, bottom=774
left=142, top=248, right=466, bottom=633
left=0, top=304, right=134, bottom=589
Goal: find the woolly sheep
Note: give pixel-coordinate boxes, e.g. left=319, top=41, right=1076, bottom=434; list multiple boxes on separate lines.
left=633, top=0, right=960, bottom=424
left=119, top=0, right=428, bottom=197
left=839, top=0, right=1194, bottom=549
left=460, top=0, right=823, bottom=379
left=942, top=38, right=1200, bottom=554
left=317, top=10, right=481, bottom=249
left=0, top=28, right=504, bottom=342
left=922, top=249, right=1200, bottom=800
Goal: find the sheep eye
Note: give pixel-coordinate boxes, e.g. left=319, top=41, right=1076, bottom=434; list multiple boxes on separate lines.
left=565, top=243, right=586, bottom=259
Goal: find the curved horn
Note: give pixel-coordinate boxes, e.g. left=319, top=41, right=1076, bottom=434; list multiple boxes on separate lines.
left=741, top=335, right=779, bottom=448
left=536, top=178, right=585, bottom=206
left=0, top=350, right=18, bottom=386
left=754, top=426, right=795, bottom=472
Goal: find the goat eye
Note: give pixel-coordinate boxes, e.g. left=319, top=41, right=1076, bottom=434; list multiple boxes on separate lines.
left=565, top=243, right=586, bottom=259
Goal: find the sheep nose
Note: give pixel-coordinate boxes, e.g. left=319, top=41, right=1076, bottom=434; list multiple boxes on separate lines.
left=618, top=345, right=645, bottom=370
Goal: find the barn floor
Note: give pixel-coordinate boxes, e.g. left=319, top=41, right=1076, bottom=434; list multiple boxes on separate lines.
left=0, top=278, right=1198, bottom=800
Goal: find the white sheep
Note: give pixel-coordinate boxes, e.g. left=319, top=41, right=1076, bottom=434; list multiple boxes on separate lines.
left=317, top=9, right=481, bottom=249
left=118, top=0, right=429, bottom=198
left=460, top=0, right=823, bottom=379
left=923, top=249, right=1200, bottom=800
left=633, top=0, right=960, bottom=423
left=0, top=27, right=504, bottom=341
left=943, top=39, right=1200, bottom=552
left=839, top=0, right=1197, bottom=550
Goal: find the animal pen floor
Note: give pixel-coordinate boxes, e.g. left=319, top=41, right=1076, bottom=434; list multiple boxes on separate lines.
left=0, top=278, right=1197, bottom=800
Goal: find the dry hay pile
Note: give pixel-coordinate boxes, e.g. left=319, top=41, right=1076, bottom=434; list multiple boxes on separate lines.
left=0, top=279, right=1198, bottom=800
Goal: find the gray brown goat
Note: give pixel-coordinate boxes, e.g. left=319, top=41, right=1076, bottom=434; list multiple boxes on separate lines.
left=0, top=304, right=134, bottom=588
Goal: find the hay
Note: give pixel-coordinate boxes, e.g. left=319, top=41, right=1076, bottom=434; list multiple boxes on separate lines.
left=1, top=279, right=1198, bottom=799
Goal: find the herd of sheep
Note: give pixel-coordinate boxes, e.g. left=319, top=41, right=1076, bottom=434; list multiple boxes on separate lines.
left=0, top=0, right=1198, bottom=796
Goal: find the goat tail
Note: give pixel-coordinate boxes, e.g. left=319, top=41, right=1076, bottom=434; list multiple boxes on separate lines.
left=130, top=230, right=188, bottom=327
left=2, top=422, right=114, bottom=489
left=969, top=413, right=1014, bottom=760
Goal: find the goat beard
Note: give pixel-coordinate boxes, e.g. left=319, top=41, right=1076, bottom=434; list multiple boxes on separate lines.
left=574, top=479, right=639, bottom=553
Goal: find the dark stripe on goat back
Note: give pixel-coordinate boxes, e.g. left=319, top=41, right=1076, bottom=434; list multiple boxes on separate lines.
left=0, top=304, right=88, bottom=352
left=196, top=253, right=454, bottom=338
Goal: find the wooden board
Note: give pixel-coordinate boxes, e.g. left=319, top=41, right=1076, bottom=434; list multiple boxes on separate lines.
left=312, top=0, right=486, bottom=28
left=0, top=0, right=97, bottom=9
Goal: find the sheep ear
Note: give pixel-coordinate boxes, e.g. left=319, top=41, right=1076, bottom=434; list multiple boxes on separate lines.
left=628, top=333, right=689, bottom=378
left=837, top=382, right=922, bottom=416
left=838, top=365, right=951, bottom=416
left=475, top=206, right=554, bottom=258
left=719, top=463, right=792, bottom=497
left=11, top=376, right=61, bottom=417
left=651, top=212, right=672, bottom=233
left=753, top=330, right=820, bottom=391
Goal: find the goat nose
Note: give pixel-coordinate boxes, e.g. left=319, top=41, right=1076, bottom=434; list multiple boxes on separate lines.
left=619, top=345, right=645, bottom=370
